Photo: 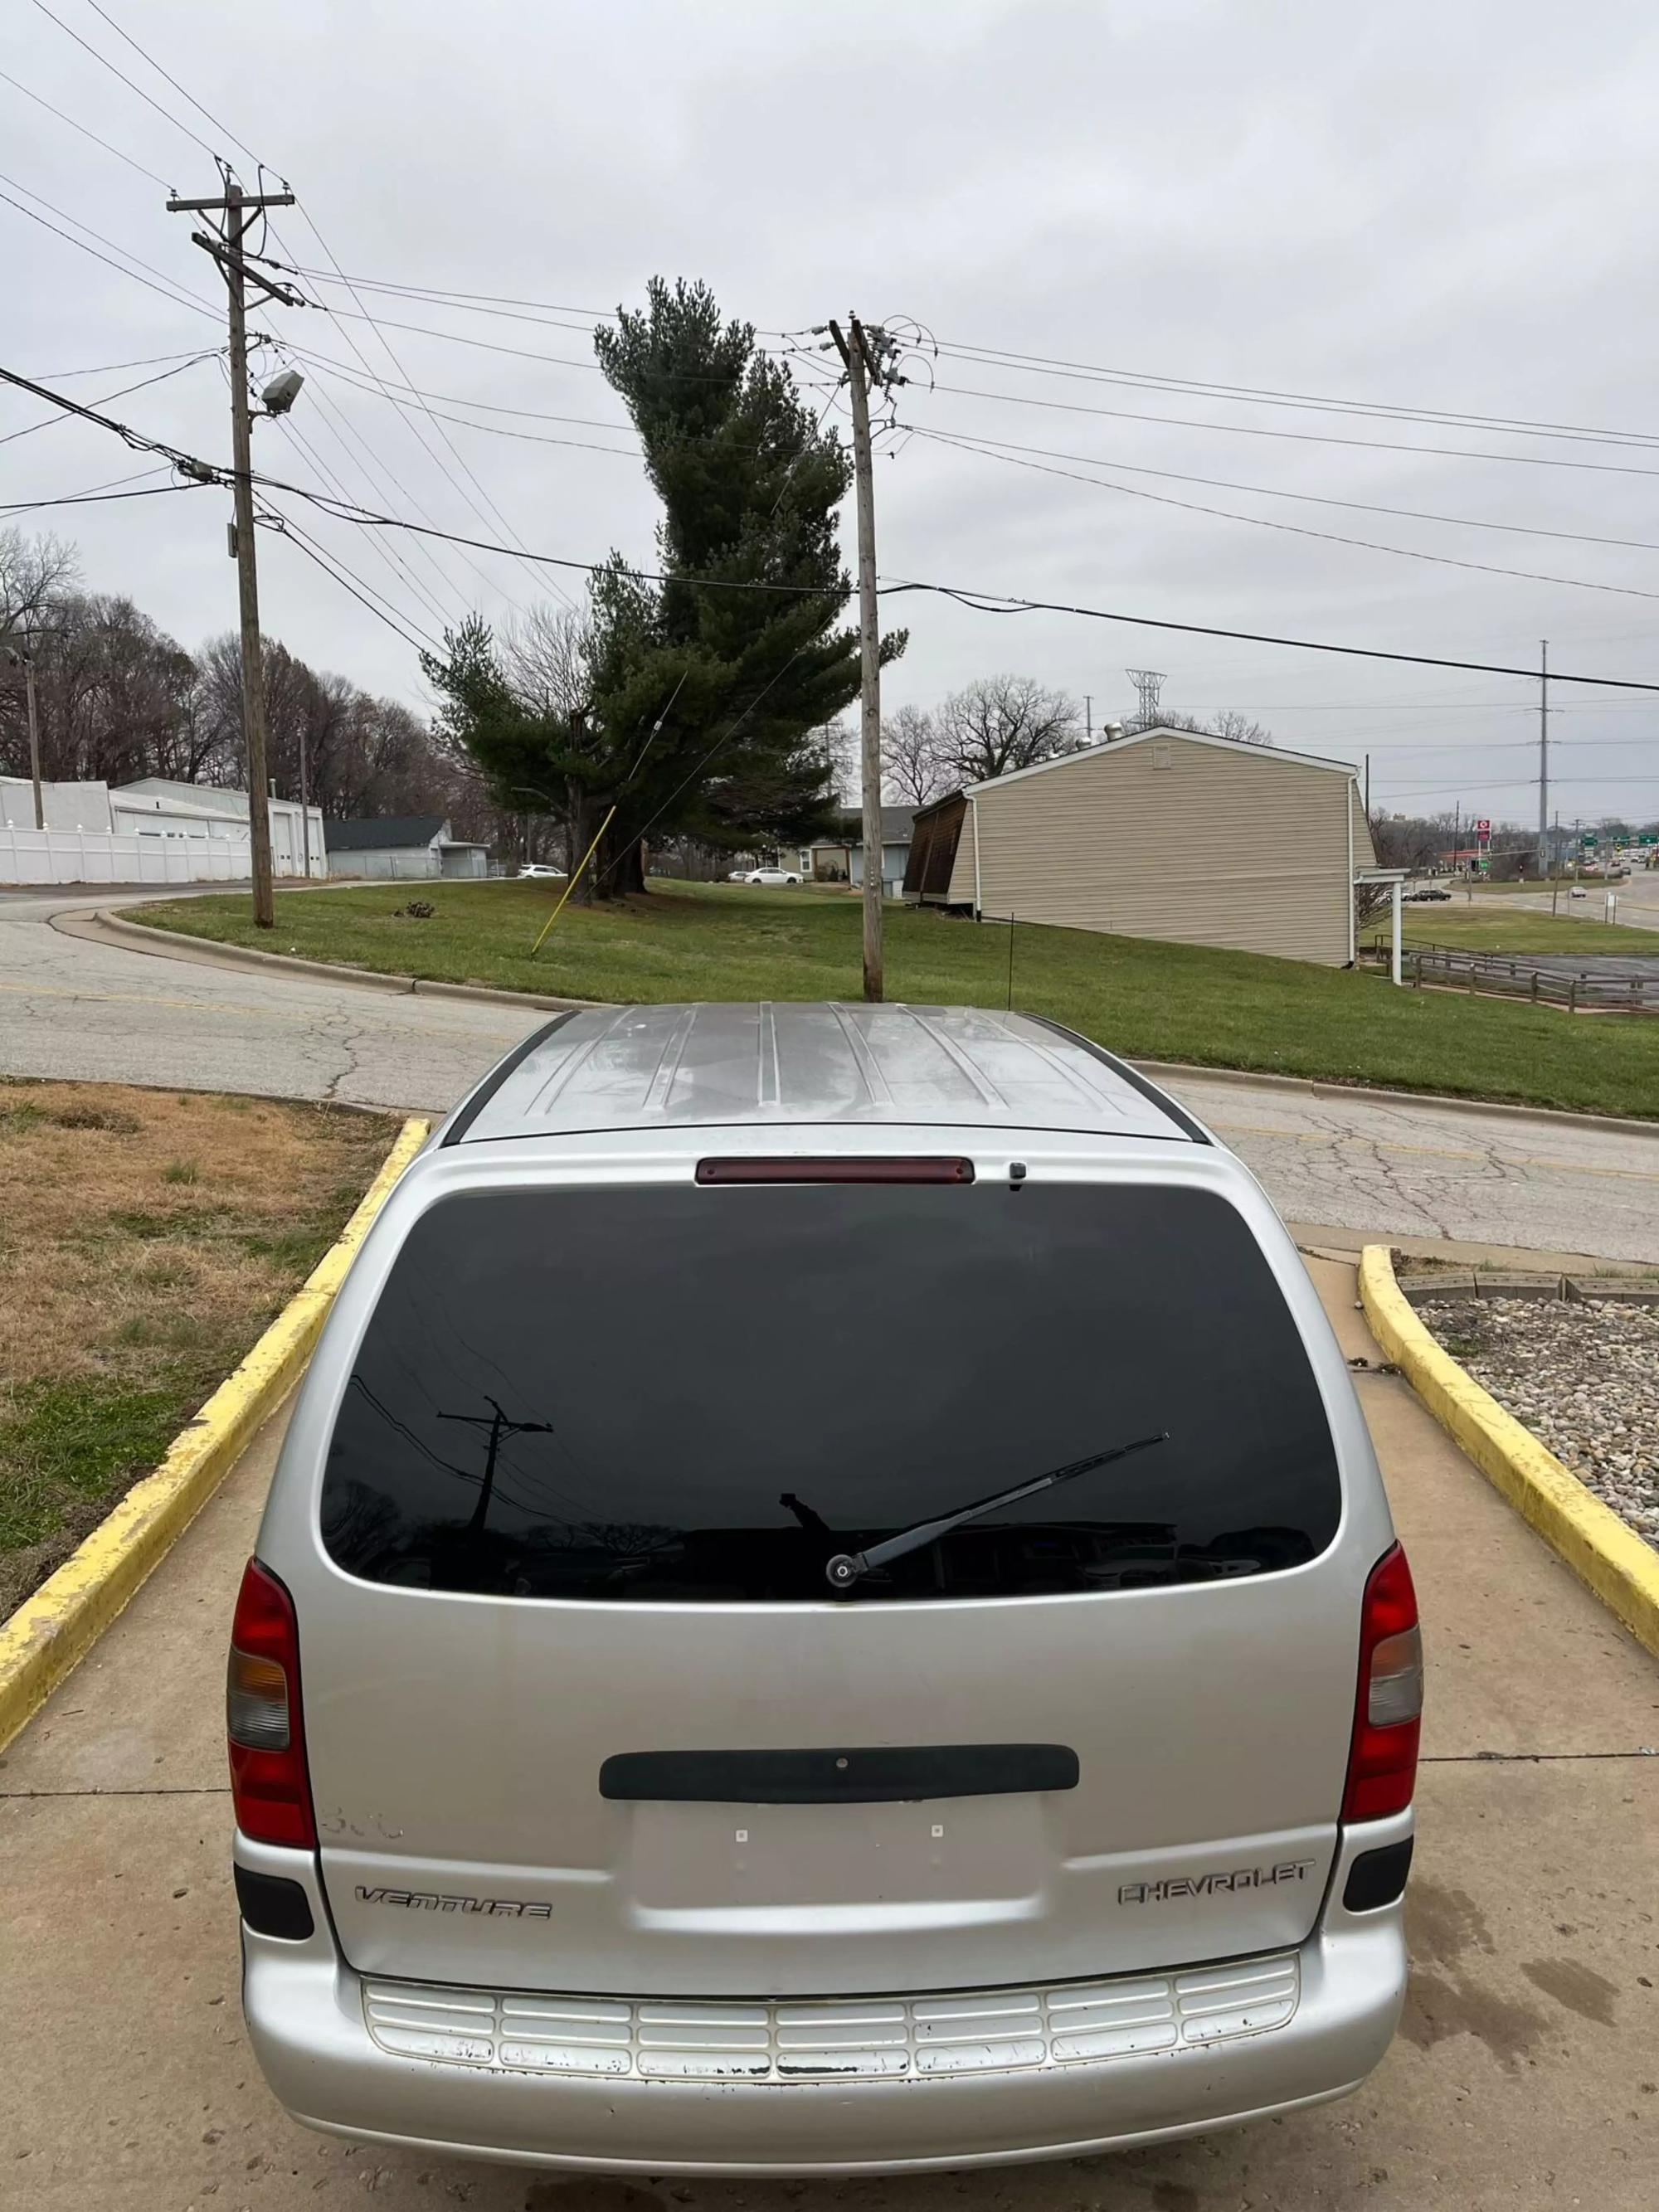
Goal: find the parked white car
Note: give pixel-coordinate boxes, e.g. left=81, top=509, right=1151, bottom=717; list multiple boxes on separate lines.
left=228, top=1004, right=1418, bottom=2178
left=741, top=867, right=802, bottom=886
left=517, top=863, right=565, bottom=880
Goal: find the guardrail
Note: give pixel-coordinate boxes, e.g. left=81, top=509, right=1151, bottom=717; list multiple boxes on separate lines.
left=1363, top=940, right=1657, bottom=1013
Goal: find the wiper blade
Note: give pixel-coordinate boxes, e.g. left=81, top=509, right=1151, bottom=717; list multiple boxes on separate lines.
left=825, top=1434, right=1169, bottom=1594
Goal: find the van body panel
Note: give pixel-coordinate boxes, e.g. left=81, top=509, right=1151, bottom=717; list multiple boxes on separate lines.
left=259, top=1110, right=1393, bottom=2005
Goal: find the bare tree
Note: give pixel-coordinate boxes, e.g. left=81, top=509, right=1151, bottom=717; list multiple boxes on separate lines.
left=2, top=593, right=197, bottom=786
left=935, top=675, right=1082, bottom=785
left=881, top=703, right=945, bottom=807
left=500, top=603, right=591, bottom=720
left=1205, top=709, right=1273, bottom=748
left=0, top=529, right=78, bottom=638
left=1131, top=706, right=1273, bottom=746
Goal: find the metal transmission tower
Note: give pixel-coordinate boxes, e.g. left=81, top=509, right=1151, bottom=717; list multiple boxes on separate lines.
left=1126, top=668, right=1166, bottom=729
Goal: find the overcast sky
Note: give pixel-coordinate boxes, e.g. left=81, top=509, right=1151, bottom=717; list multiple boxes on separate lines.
left=6, top=0, right=1659, bottom=826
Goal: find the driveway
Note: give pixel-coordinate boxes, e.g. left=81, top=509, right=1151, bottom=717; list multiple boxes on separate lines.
left=2, top=1255, right=1654, bottom=2210
left=2, top=889, right=1658, bottom=1261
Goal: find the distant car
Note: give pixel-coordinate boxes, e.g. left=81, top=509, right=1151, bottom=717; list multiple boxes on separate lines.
left=742, top=868, right=803, bottom=886
left=1420, top=888, right=1452, bottom=902
left=517, top=863, right=565, bottom=880
left=1569, top=885, right=1588, bottom=900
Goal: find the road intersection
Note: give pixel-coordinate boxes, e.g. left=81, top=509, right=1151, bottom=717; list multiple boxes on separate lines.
left=3, top=886, right=1657, bottom=1262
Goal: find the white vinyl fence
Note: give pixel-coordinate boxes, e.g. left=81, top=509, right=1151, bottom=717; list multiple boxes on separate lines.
left=0, top=826, right=247, bottom=886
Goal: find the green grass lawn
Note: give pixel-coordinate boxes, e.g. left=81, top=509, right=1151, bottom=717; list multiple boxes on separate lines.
left=1374, top=906, right=1659, bottom=955
left=128, top=880, right=1659, bottom=1121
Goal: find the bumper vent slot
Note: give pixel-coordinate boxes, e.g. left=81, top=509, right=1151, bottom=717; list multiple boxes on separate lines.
left=362, top=1953, right=1300, bottom=2083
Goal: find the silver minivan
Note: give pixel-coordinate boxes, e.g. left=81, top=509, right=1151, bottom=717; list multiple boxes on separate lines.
left=228, top=1004, right=1421, bottom=2178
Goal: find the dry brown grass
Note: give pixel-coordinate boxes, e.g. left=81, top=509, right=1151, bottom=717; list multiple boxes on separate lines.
left=0, top=1080, right=393, bottom=1615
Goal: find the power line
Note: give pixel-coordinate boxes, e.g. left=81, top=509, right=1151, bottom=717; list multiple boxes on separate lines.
left=912, top=428, right=1659, bottom=605
left=932, top=372, right=1659, bottom=486
left=260, top=395, right=460, bottom=634
left=259, top=265, right=615, bottom=322
left=285, top=366, right=639, bottom=457
left=282, top=343, right=634, bottom=430
left=78, top=0, right=273, bottom=174
left=12, top=358, right=1659, bottom=698
left=306, top=303, right=837, bottom=391
left=275, top=210, right=567, bottom=611
left=873, top=574, right=1659, bottom=694
left=0, top=172, right=219, bottom=320
left=56, top=0, right=566, bottom=620
left=26, top=0, right=219, bottom=162
left=262, top=347, right=479, bottom=626
left=0, top=464, right=194, bottom=513
left=260, top=503, right=443, bottom=655
left=0, top=350, right=214, bottom=445
left=0, top=62, right=172, bottom=186
left=916, top=372, right=1659, bottom=485
left=907, top=421, right=1659, bottom=557
left=932, top=336, right=1659, bottom=455
left=30, top=346, right=210, bottom=379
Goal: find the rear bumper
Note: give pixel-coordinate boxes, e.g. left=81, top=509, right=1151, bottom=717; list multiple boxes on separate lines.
left=237, top=1823, right=1410, bottom=2177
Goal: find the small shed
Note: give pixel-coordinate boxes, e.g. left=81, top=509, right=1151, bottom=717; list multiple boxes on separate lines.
left=907, top=727, right=1375, bottom=966
left=805, top=805, right=916, bottom=895
left=325, top=815, right=490, bottom=881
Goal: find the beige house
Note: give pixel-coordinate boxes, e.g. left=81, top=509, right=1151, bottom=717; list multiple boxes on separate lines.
left=908, top=727, right=1377, bottom=966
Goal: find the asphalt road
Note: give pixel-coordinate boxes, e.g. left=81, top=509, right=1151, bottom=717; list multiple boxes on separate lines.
left=1482, top=870, right=1659, bottom=934
left=4, top=887, right=1658, bottom=1262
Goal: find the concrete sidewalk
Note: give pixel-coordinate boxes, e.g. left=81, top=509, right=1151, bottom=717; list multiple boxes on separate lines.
left=2, top=1258, right=1656, bottom=2210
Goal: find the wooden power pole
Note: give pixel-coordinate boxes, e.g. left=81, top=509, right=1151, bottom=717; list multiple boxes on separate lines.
left=168, top=177, right=298, bottom=928
left=829, top=315, right=885, bottom=1002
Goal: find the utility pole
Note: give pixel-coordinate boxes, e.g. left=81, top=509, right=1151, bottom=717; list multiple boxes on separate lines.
left=168, top=176, right=299, bottom=928
left=829, top=314, right=887, bottom=1001
left=2, top=644, right=43, bottom=829
left=298, top=720, right=311, bottom=880
left=1537, top=638, right=1550, bottom=879
left=1085, top=693, right=1093, bottom=745
left=1364, top=752, right=1370, bottom=821
left=438, top=1398, right=555, bottom=1536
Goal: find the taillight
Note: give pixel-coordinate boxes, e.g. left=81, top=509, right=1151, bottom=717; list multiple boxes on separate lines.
left=1343, top=1543, right=1423, bottom=1823
left=227, top=1558, right=315, bottom=1848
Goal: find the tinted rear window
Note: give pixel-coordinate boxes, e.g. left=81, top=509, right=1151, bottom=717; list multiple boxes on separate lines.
left=321, top=1182, right=1340, bottom=1602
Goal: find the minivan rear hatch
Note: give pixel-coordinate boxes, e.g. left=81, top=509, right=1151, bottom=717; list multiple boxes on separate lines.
left=298, top=1168, right=1360, bottom=1998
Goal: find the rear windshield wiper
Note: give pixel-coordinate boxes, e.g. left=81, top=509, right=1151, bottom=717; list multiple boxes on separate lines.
left=825, top=1434, right=1169, bottom=1593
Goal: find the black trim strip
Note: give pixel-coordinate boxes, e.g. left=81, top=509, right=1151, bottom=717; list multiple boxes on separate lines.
left=598, top=1743, right=1079, bottom=1804
left=440, top=1012, right=580, bottom=1147
left=1025, top=1017, right=1210, bottom=1144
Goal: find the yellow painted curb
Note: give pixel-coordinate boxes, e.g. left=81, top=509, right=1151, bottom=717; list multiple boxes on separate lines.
left=0, top=1116, right=431, bottom=1755
left=1359, top=1244, right=1659, bottom=1660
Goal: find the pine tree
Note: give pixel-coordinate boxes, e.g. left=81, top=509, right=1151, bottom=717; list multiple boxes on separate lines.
left=423, top=277, right=902, bottom=899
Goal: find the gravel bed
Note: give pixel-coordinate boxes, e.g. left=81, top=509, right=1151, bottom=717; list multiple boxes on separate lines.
left=1415, top=1296, right=1659, bottom=1548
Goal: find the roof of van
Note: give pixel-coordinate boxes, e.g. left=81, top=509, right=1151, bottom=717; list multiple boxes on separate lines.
left=447, top=1003, right=1205, bottom=1146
